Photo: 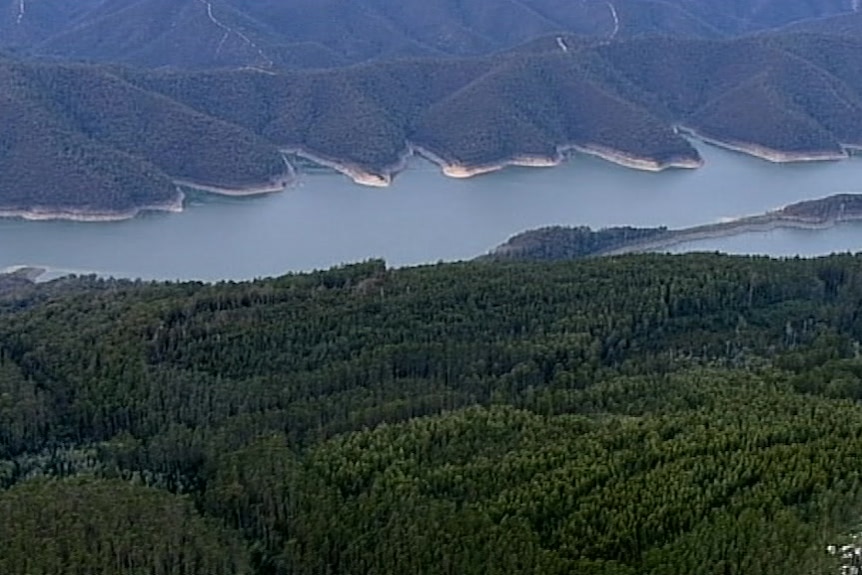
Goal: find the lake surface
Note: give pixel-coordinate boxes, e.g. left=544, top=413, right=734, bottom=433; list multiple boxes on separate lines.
left=4, top=142, right=862, bottom=281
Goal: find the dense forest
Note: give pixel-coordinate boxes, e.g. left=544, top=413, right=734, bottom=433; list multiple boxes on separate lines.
left=3, top=253, right=862, bottom=573
left=485, top=225, right=671, bottom=261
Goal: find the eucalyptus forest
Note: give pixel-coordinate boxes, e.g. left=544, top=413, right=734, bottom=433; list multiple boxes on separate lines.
left=3, top=254, right=862, bottom=574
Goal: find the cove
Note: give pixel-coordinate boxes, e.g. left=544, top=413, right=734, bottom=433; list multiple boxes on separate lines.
left=3, top=142, right=862, bottom=281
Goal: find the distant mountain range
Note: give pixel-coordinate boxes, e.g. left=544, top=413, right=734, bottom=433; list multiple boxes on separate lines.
left=5, top=1, right=862, bottom=217
left=1, top=0, right=859, bottom=70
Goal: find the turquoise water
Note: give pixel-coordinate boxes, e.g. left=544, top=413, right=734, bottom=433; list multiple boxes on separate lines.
left=3, top=142, right=862, bottom=281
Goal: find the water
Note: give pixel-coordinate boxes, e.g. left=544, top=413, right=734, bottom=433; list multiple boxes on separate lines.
left=667, top=225, right=862, bottom=258
left=4, top=142, right=862, bottom=281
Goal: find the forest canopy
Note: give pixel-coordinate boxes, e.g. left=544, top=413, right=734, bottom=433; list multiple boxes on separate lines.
left=2, top=254, right=862, bottom=573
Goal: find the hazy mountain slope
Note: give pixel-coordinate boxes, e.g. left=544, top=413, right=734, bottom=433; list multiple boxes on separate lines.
left=141, top=32, right=862, bottom=167
left=519, top=0, right=854, bottom=37
left=7, top=32, right=862, bottom=214
left=128, top=52, right=701, bottom=175
left=0, top=0, right=106, bottom=47
left=2, top=0, right=859, bottom=70
left=23, top=63, right=286, bottom=187
left=770, top=33, right=862, bottom=96
left=0, top=91, right=177, bottom=216
left=0, top=58, right=287, bottom=216
left=126, top=58, right=493, bottom=171
left=674, top=0, right=855, bottom=32
left=411, top=54, right=696, bottom=168
left=37, top=0, right=283, bottom=69
left=232, top=0, right=554, bottom=58
left=688, top=73, right=845, bottom=155
left=0, top=60, right=178, bottom=215
left=606, top=0, right=724, bottom=37
left=768, top=4, right=862, bottom=35
left=594, top=36, right=862, bottom=156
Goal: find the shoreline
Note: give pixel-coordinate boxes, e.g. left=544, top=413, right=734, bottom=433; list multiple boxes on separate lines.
left=297, top=128, right=862, bottom=186
left=0, top=190, right=185, bottom=223
left=287, top=140, right=704, bottom=187
left=412, top=142, right=702, bottom=179
left=677, top=126, right=849, bottom=163
left=5, top=130, right=862, bottom=221
left=174, top=178, right=289, bottom=197
left=605, top=214, right=862, bottom=256
left=0, top=163, right=294, bottom=222
left=568, top=143, right=703, bottom=172
left=283, top=146, right=412, bottom=188
left=488, top=194, right=862, bottom=262
left=0, top=153, right=294, bottom=222
left=174, top=154, right=295, bottom=197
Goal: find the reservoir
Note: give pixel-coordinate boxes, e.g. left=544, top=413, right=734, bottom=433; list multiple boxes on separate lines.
left=3, top=142, right=862, bottom=281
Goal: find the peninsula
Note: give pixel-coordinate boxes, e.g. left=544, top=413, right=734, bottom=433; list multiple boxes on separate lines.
left=0, top=266, right=44, bottom=294
left=485, top=194, right=862, bottom=262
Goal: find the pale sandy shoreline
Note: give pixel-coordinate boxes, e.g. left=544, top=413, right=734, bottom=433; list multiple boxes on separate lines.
left=0, top=165, right=293, bottom=222
left=569, top=143, right=703, bottom=172
left=174, top=155, right=295, bottom=197
left=412, top=142, right=702, bottom=180
left=490, top=196, right=862, bottom=261
left=292, top=131, right=862, bottom=186
left=0, top=154, right=294, bottom=222
left=677, top=126, right=849, bottom=163
left=174, top=176, right=291, bottom=197
left=605, top=213, right=862, bottom=256
left=5, top=130, right=862, bottom=221
left=283, top=146, right=411, bottom=188
left=286, top=141, right=703, bottom=188
left=0, top=190, right=185, bottom=222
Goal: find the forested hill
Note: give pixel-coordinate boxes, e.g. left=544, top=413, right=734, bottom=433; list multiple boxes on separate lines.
left=0, top=57, right=289, bottom=217
left=0, top=0, right=856, bottom=70
left=777, top=10, right=862, bottom=36
left=8, top=31, right=862, bottom=215
left=4, top=254, right=862, bottom=573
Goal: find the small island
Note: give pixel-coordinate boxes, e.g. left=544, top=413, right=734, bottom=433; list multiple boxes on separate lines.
left=484, top=194, right=862, bottom=262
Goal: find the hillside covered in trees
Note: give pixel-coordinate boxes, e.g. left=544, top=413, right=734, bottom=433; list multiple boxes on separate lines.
left=0, top=57, right=289, bottom=217
left=7, top=29, right=862, bottom=215
left=4, top=254, right=862, bottom=573
left=0, top=0, right=856, bottom=70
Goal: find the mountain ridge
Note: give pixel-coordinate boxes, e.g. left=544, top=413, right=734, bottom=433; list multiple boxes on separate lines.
left=2, top=0, right=860, bottom=71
